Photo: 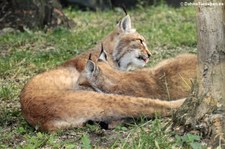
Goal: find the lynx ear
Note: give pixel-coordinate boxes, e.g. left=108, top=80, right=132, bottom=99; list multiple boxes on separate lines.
left=85, top=60, right=95, bottom=74
left=119, top=15, right=135, bottom=32
left=85, top=54, right=96, bottom=74
left=98, top=43, right=108, bottom=62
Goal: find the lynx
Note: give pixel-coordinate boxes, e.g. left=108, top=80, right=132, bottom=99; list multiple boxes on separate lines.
left=77, top=48, right=197, bottom=100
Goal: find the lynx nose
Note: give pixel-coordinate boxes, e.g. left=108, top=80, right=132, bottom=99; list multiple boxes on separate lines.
left=145, top=50, right=152, bottom=59
left=147, top=53, right=151, bottom=58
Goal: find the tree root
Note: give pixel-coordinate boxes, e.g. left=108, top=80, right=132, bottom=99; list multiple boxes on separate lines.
left=171, top=85, right=225, bottom=147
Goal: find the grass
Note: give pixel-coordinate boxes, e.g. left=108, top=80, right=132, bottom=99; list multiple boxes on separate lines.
left=0, top=4, right=202, bottom=148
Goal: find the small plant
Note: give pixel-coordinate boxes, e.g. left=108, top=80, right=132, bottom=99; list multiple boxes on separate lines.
left=81, top=134, right=92, bottom=149
left=0, top=86, right=12, bottom=101
left=118, top=117, right=174, bottom=148
left=175, top=133, right=202, bottom=149
left=17, top=132, right=60, bottom=149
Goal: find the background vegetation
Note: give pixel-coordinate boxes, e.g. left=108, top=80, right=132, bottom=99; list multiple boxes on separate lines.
left=0, top=4, right=202, bottom=148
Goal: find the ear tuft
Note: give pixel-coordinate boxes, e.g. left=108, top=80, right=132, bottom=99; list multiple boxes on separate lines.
left=88, top=53, right=92, bottom=60
left=121, top=5, right=127, bottom=15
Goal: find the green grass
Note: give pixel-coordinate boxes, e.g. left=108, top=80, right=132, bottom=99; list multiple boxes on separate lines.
left=0, top=4, right=201, bottom=148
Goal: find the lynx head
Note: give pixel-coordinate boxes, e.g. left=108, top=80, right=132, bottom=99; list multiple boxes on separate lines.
left=113, top=32, right=151, bottom=71
left=77, top=46, right=118, bottom=93
left=103, top=14, right=151, bottom=71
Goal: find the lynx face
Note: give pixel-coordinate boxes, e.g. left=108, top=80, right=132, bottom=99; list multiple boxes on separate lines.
left=105, top=15, right=151, bottom=71
left=76, top=62, right=106, bottom=93
left=77, top=50, right=119, bottom=93
left=113, top=33, right=151, bottom=71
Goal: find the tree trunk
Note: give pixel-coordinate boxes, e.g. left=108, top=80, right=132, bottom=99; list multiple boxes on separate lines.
left=172, top=0, right=225, bottom=147
left=0, top=0, right=74, bottom=31
left=197, top=0, right=225, bottom=109
left=197, top=0, right=225, bottom=146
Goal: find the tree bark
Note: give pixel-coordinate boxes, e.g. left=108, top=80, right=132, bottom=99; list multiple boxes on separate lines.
left=0, top=0, right=74, bottom=31
left=197, top=0, right=225, bottom=109
left=173, top=0, right=225, bottom=147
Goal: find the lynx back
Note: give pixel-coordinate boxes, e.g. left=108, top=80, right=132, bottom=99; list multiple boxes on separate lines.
left=77, top=50, right=197, bottom=100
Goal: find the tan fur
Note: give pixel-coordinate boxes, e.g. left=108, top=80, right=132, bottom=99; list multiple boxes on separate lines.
left=78, top=54, right=197, bottom=100
left=20, top=66, right=185, bottom=131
